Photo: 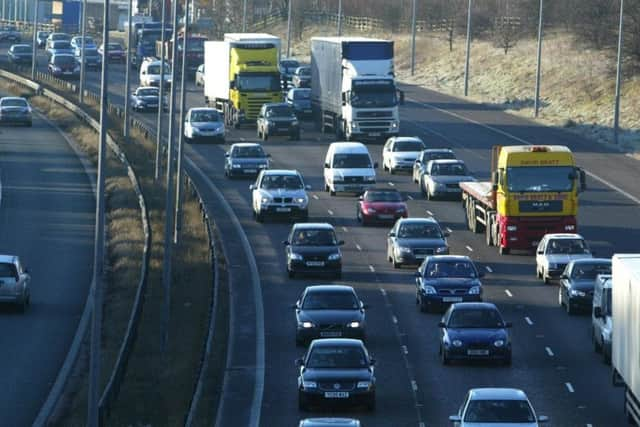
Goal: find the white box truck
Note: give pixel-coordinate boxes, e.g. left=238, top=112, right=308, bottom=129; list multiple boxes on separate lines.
left=203, top=33, right=282, bottom=127
left=612, top=254, right=640, bottom=423
left=311, top=37, right=403, bottom=142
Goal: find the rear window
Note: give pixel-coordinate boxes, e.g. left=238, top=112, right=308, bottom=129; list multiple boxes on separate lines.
left=54, top=55, right=75, bottom=65
left=464, top=399, right=535, bottom=423
left=53, top=41, right=71, bottom=49
left=365, top=190, right=402, bottom=202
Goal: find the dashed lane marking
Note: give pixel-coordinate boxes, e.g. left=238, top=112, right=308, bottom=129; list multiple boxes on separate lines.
left=426, top=210, right=433, bottom=216
left=445, top=227, right=452, bottom=234
left=380, top=288, right=387, bottom=296
left=401, top=345, right=408, bottom=355
left=411, top=380, right=418, bottom=391
left=327, top=209, right=334, bottom=216
left=388, top=181, right=395, bottom=186
left=407, top=195, right=414, bottom=200
left=368, top=265, right=375, bottom=273
left=392, top=315, right=398, bottom=324
left=485, top=266, right=493, bottom=273
left=465, top=245, right=473, bottom=252
left=565, top=382, right=575, bottom=393
left=525, top=317, right=533, bottom=325
left=505, top=289, right=513, bottom=297
left=355, top=244, right=362, bottom=251
left=546, top=347, right=555, bottom=357
left=312, top=194, right=319, bottom=200
left=341, top=226, right=348, bottom=232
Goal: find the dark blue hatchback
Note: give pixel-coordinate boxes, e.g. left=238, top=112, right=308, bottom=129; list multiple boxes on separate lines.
left=438, top=302, right=512, bottom=365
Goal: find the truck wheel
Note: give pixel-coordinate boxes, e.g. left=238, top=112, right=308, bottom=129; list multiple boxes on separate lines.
left=499, top=245, right=510, bottom=255
left=603, top=343, right=611, bottom=365
left=485, top=216, right=493, bottom=246
left=262, top=130, right=268, bottom=141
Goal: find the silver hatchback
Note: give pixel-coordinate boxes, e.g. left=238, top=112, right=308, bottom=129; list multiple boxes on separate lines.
left=0, top=255, right=31, bottom=312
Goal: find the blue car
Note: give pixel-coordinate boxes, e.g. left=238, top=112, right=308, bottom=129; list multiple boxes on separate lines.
left=415, top=255, right=484, bottom=313
left=438, top=302, right=512, bottom=365
left=286, top=87, right=312, bottom=119
left=7, top=44, right=32, bottom=65
left=74, top=46, right=102, bottom=70
left=47, top=40, right=73, bottom=59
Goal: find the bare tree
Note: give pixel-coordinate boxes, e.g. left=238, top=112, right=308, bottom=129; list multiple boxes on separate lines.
left=493, top=16, right=520, bottom=54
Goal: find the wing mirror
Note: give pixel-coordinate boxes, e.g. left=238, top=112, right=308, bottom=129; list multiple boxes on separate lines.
left=361, top=302, right=370, bottom=309
left=305, top=184, right=312, bottom=190
left=414, top=271, right=421, bottom=278
left=437, top=321, right=446, bottom=328
left=291, top=302, right=299, bottom=309
left=579, top=168, right=587, bottom=192
left=224, top=153, right=229, bottom=157
left=229, top=80, right=236, bottom=89
left=358, top=195, right=364, bottom=201
left=449, top=415, right=462, bottom=423
left=388, top=231, right=395, bottom=237
left=295, top=357, right=304, bottom=367
left=249, top=184, right=255, bottom=190
left=594, top=306, right=603, bottom=318
left=478, top=270, right=486, bottom=278
left=536, top=250, right=543, bottom=255
left=443, top=230, right=451, bottom=237
left=373, top=162, right=379, bottom=169
left=283, top=240, right=290, bottom=246
left=324, top=162, right=330, bottom=169
left=504, top=321, right=513, bottom=328
left=369, top=357, right=376, bottom=366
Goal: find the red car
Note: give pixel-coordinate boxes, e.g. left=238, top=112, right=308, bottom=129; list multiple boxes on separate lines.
left=357, top=188, right=408, bottom=225
left=98, top=42, right=125, bottom=62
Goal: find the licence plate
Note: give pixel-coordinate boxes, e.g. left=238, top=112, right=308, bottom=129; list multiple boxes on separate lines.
left=304, top=109, right=312, bottom=113
left=63, top=71, right=72, bottom=75
left=369, top=132, right=381, bottom=137
left=324, top=391, right=349, bottom=398
left=244, top=169, right=257, bottom=173
left=467, top=349, right=489, bottom=356
left=148, top=104, right=158, bottom=107
left=320, top=331, right=342, bottom=337
left=345, top=186, right=361, bottom=191
left=442, top=297, right=463, bottom=303
left=306, top=261, right=325, bottom=267
left=378, top=214, right=393, bottom=219
left=276, top=207, right=291, bottom=212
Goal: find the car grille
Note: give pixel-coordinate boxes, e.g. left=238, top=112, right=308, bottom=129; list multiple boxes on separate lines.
left=357, top=110, right=393, bottom=118
left=438, top=288, right=469, bottom=296
left=413, top=248, right=434, bottom=256
left=319, top=324, right=342, bottom=330
left=303, top=255, right=326, bottom=262
left=344, top=176, right=365, bottom=183
left=272, top=197, right=292, bottom=203
left=466, top=342, right=489, bottom=350
left=446, top=183, right=460, bottom=189
left=245, top=96, right=275, bottom=119
left=318, top=381, right=355, bottom=391
left=555, top=264, right=567, bottom=271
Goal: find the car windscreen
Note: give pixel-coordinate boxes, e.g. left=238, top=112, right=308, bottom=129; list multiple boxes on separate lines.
left=464, top=399, right=535, bottom=423
left=431, top=162, right=468, bottom=176
left=394, top=140, right=424, bottom=152
left=261, top=174, right=303, bottom=190
left=53, top=41, right=71, bottom=49
left=296, top=67, right=310, bottom=76
left=507, top=166, right=575, bottom=192
left=306, top=346, right=368, bottom=369
left=423, top=151, right=456, bottom=162
left=232, top=146, right=265, bottom=158
left=546, top=239, right=589, bottom=255
left=53, top=56, right=75, bottom=65
left=237, top=74, right=281, bottom=91
left=397, top=223, right=442, bottom=239
left=0, top=262, right=18, bottom=280
left=147, top=64, right=170, bottom=74
left=83, top=48, right=99, bottom=56
left=191, top=110, right=220, bottom=122
left=365, top=191, right=402, bottom=202
left=570, top=262, right=611, bottom=280
left=448, top=308, right=504, bottom=328
left=266, top=106, right=294, bottom=117
left=137, top=88, right=158, bottom=97
left=281, top=60, right=299, bottom=71
left=292, top=90, right=310, bottom=100
left=291, top=229, right=337, bottom=246
left=12, top=46, right=31, bottom=53
left=302, top=291, right=359, bottom=310
left=332, top=153, right=372, bottom=169
left=1, top=99, right=28, bottom=107
left=424, top=260, right=477, bottom=278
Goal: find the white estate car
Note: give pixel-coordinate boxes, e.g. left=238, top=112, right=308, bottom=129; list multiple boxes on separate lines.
left=250, top=169, right=310, bottom=222
left=139, top=58, right=172, bottom=88
left=535, top=233, right=592, bottom=284
left=382, top=136, right=425, bottom=174
left=449, top=388, right=548, bottom=426
left=0, top=255, right=31, bottom=312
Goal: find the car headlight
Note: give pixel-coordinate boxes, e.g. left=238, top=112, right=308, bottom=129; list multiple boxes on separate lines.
left=328, top=252, right=341, bottom=261
left=260, top=196, right=271, bottom=205
left=295, top=197, right=307, bottom=205
left=347, top=321, right=361, bottom=328
left=231, top=164, right=242, bottom=169
left=290, top=253, right=303, bottom=261
left=350, top=122, right=359, bottom=130
left=391, top=120, right=399, bottom=129
left=565, top=224, right=576, bottom=231
left=452, top=339, right=463, bottom=347
left=299, top=321, right=314, bottom=329
left=395, top=246, right=412, bottom=254
left=292, top=120, right=299, bottom=126
left=506, top=225, right=517, bottom=231
left=365, top=207, right=376, bottom=214
left=302, top=380, right=317, bottom=389
left=365, top=176, right=375, bottom=182
left=468, top=286, right=482, bottom=295
left=423, top=285, right=437, bottom=295
left=356, top=381, right=372, bottom=389
left=435, top=246, right=449, bottom=254
left=493, top=339, right=505, bottom=347
left=570, top=289, right=586, bottom=297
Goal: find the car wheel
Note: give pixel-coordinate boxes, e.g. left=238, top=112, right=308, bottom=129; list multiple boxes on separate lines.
left=288, top=268, right=295, bottom=279
left=543, top=271, right=550, bottom=285
left=593, top=328, right=602, bottom=353
left=558, top=288, right=564, bottom=307
left=499, top=245, right=510, bottom=255
left=366, top=396, right=376, bottom=412
left=440, top=346, right=450, bottom=365
left=420, top=177, right=427, bottom=196
left=392, top=256, right=401, bottom=269
left=418, top=293, right=428, bottom=313
left=536, top=267, right=542, bottom=279
left=503, top=352, right=512, bottom=366
left=603, top=342, right=611, bottom=365
left=389, top=165, right=394, bottom=175
left=330, top=189, right=336, bottom=196
left=19, top=297, right=29, bottom=314
left=262, top=130, right=268, bottom=141
left=298, top=393, right=308, bottom=411
left=426, top=184, right=432, bottom=200
left=566, top=296, right=575, bottom=315
left=255, top=210, right=264, bottom=223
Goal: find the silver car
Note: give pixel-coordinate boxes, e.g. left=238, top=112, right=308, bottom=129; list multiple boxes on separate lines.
left=0, top=96, right=32, bottom=126
left=224, top=142, right=270, bottom=178
left=420, top=159, right=475, bottom=200
left=195, top=64, right=205, bottom=86
left=0, top=255, right=31, bottom=312
left=450, top=388, right=548, bottom=426
left=412, top=148, right=456, bottom=184
left=250, top=169, right=310, bottom=222
left=386, top=217, right=449, bottom=268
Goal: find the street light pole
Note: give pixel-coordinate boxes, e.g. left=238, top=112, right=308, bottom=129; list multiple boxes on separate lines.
left=613, top=0, right=624, bottom=145
left=337, top=0, right=342, bottom=36
left=463, top=0, right=472, bottom=97
left=410, top=0, right=416, bottom=76
left=123, top=0, right=133, bottom=138
left=161, top=0, right=181, bottom=354
left=30, top=0, right=37, bottom=80
left=242, top=0, right=247, bottom=32
left=87, top=0, right=109, bottom=424
left=534, top=0, right=544, bottom=118
left=286, top=0, right=292, bottom=57
left=155, top=0, right=168, bottom=179
left=79, top=0, right=87, bottom=103
left=173, top=0, right=190, bottom=244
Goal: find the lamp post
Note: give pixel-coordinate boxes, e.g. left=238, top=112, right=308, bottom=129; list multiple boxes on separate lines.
left=534, top=0, right=544, bottom=117
left=410, top=0, right=416, bottom=76
left=463, top=0, right=472, bottom=96
left=613, top=0, right=624, bottom=144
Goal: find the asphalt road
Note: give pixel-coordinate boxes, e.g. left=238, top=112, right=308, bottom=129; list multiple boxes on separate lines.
left=13, top=44, right=640, bottom=426
left=0, top=90, right=94, bottom=425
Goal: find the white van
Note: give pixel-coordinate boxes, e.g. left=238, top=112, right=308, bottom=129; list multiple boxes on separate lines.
left=592, top=273, right=613, bottom=364
left=323, top=142, right=377, bottom=196
left=139, top=58, right=172, bottom=88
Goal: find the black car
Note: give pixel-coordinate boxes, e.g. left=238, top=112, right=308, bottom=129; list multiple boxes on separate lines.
left=48, top=54, right=80, bottom=79
left=559, top=258, right=611, bottom=315
left=292, top=65, right=311, bottom=88
left=284, top=223, right=344, bottom=279
left=224, top=142, right=270, bottom=178
left=294, top=285, right=367, bottom=346
left=36, top=31, right=50, bottom=48
left=286, top=88, right=312, bottom=119
left=297, top=339, right=376, bottom=411
left=439, top=302, right=512, bottom=365
left=387, top=218, right=449, bottom=268
left=7, top=44, right=32, bottom=65
left=415, top=255, right=484, bottom=313
left=257, top=103, right=300, bottom=141
left=0, top=26, right=21, bottom=43
left=299, top=418, right=361, bottom=427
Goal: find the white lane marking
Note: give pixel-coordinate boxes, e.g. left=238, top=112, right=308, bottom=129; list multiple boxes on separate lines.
left=445, top=227, right=452, bottom=234
left=355, top=243, right=362, bottom=251
left=327, top=209, right=334, bottom=216
left=411, top=380, right=418, bottom=391
left=587, top=424, right=593, bottom=427
left=341, top=226, right=348, bottom=232
left=239, top=137, right=246, bottom=141
left=465, top=245, right=473, bottom=252
left=401, top=345, right=408, bottom=355
left=392, top=315, right=398, bottom=324
left=368, top=265, right=375, bottom=273
left=565, top=382, right=575, bottom=393
left=407, top=195, right=414, bottom=200
left=410, top=97, right=640, bottom=206
left=545, top=347, right=554, bottom=356
left=380, top=288, right=387, bottom=296
left=505, top=289, right=513, bottom=297
left=0, top=169, right=3, bottom=209
left=312, top=194, right=319, bottom=200
left=485, top=266, right=493, bottom=273
left=419, top=423, right=426, bottom=427
left=525, top=317, right=533, bottom=325
left=426, top=210, right=433, bottom=216
left=388, top=181, right=395, bottom=186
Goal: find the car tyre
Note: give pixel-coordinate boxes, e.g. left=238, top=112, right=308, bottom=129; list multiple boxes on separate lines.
left=298, top=394, right=308, bottom=412
left=288, top=268, right=295, bottom=279
left=440, top=346, right=450, bottom=365
left=593, top=328, right=602, bottom=353
left=499, top=245, right=510, bottom=255
left=255, top=210, right=264, bottom=223
left=418, top=293, right=428, bottom=313
left=392, top=256, right=401, bottom=269
left=566, top=297, right=575, bottom=315
left=603, top=343, right=611, bottom=365
left=366, top=397, right=376, bottom=412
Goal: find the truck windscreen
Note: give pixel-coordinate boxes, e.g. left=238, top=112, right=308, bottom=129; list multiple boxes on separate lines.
left=342, top=41, right=393, bottom=60
left=350, top=87, right=397, bottom=108
left=506, top=166, right=575, bottom=192
left=237, top=74, right=281, bottom=92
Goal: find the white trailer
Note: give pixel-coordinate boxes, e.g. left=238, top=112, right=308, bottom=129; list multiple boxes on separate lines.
left=612, top=254, right=640, bottom=424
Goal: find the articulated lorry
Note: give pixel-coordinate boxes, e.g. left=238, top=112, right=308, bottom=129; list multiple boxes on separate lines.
left=204, top=33, right=282, bottom=127
left=310, top=37, right=402, bottom=142
left=611, top=254, right=640, bottom=424
left=459, top=145, right=586, bottom=255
